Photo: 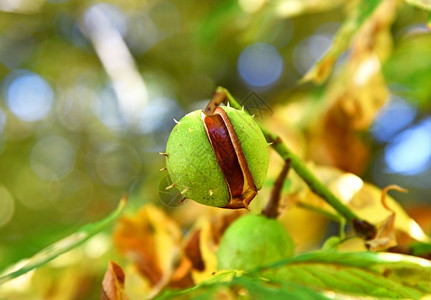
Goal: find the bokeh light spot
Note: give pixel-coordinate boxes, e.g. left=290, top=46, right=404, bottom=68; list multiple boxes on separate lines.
left=84, top=233, right=110, bottom=258
left=94, top=143, right=140, bottom=186
left=30, top=135, right=75, bottom=181
left=14, top=166, right=52, bottom=210
left=83, top=3, right=149, bottom=127
left=371, top=95, right=417, bottom=143
left=58, top=83, right=99, bottom=131
left=293, top=34, right=333, bottom=75
left=92, top=85, right=124, bottom=131
left=83, top=3, right=127, bottom=37
left=354, top=55, right=380, bottom=86
left=239, top=0, right=266, bottom=13
left=384, top=118, right=431, bottom=175
left=48, top=170, right=93, bottom=213
left=125, top=12, right=160, bottom=54
left=3, top=70, right=54, bottom=122
left=333, top=174, right=364, bottom=203
left=0, top=185, right=14, bottom=228
left=139, top=97, right=181, bottom=134
left=238, top=43, right=283, bottom=87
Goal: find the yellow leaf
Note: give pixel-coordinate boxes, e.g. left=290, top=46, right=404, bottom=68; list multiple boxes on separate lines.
left=345, top=181, right=430, bottom=243
left=113, top=205, right=182, bottom=297
left=191, top=220, right=218, bottom=284
left=302, top=0, right=398, bottom=84
left=289, top=165, right=431, bottom=244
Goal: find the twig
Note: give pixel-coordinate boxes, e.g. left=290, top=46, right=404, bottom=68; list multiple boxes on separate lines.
left=381, top=185, right=407, bottom=213
left=262, top=159, right=291, bottom=219
left=213, top=87, right=375, bottom=238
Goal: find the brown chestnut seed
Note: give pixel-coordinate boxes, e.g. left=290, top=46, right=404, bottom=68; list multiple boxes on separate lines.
left=203, top=112, right=244, bottom=199
left=165, top=106, right=269, bottom=208
left=202, top=107, right=257, bottom=209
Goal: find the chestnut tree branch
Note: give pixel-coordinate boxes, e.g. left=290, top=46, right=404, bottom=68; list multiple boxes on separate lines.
left=262, top=159, right=291, bottom=219
left=214, top=86, right=373, bottom=236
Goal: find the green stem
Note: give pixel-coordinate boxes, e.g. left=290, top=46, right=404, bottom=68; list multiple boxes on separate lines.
left=261, top=127, right=356, bottom=222
left=0, top=196, right=127, bottom=285
left=217, top=86, right=357, bottom=223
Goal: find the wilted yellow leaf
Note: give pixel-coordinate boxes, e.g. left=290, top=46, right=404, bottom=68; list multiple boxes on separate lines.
left=302, top=0, right=397, bottom=84
left=113, top=205, right=182, bottom=297
left=342, top=179, right=430, bottom=243
left=191, top=220, right=218, bottom=284
left=288, top=165, right=431, bottom=244
left=304, top=1, right=400, bottom=173
left=164, top=210, right=242, bottom=290
left=188, top=211, right=242, bottom=284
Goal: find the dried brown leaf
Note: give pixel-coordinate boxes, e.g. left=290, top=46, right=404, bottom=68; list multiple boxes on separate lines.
left=184, top=230, right=204, bottom=271
left=101, top=261, right=128, bottom=300
left=209, top=211, right=243, bottom=245
left=166, top=211, right=242, bottom=289
left=366, top=213, right=397, bottom=251
left=365, top=185, right=407, bottom=251
left=167, top=258, right=194, bottom=290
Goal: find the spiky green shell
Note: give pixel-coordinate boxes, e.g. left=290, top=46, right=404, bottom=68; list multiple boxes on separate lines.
left=166, top=110, right=230, bottom=207
left=165, top=106, right=269, bottom=207
left=217, top=215, right=294, bottom=271
left=223, top=107, right=268, bottom=190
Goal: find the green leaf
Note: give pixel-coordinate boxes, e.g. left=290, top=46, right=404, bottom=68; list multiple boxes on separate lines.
left=262, top=252, right=431, bottom=299
left=383, top=34, right=431, bottom=107
left=404, top=0, right=431, bottom=10
left=301, top=0, right=384, bottom=84
left=0, top=196, right=127, bottom=285
left=410, top=242, right=431, bottom=256
left=197, top=0, right=241, bottom=46
left=158, top=251, right=431, bottom=299
left=156, top=271, right=329, bottom=300
left=156, top=252, right=431, bottom=299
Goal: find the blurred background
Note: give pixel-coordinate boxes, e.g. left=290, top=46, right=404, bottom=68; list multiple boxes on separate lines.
left=0, top=0, right=430, bottom=298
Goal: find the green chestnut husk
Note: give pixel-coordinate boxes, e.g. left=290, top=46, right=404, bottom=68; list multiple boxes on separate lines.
left=164, top=106, right=269, bottom=208
left=217, top=214, right=294, bottom=271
